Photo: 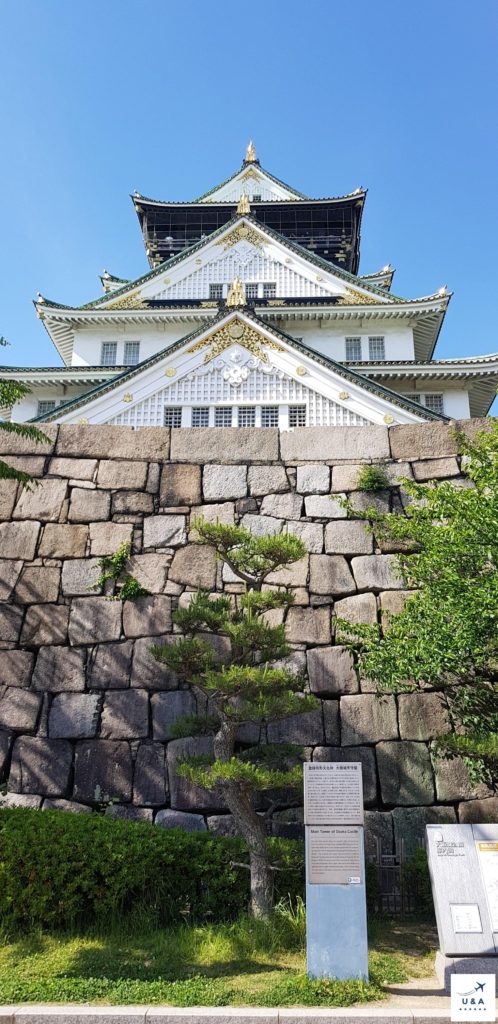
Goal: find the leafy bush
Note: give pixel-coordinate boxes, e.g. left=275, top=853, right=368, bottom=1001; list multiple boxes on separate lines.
left=356, top=465, right=390, bottom=492
left=401, top=847, right=434, bottom=916
left=0, top=808, right=303, bottom=932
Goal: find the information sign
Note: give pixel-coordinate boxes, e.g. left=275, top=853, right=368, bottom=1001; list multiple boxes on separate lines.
left=304, top=762, right=364, bottom=825
left=476, top=842, right=498, bottom=932
left=308, top=826, right=363, bottom=885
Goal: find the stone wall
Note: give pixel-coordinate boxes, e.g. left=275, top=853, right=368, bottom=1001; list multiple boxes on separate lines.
left=0, top=420, right=495, bottom=857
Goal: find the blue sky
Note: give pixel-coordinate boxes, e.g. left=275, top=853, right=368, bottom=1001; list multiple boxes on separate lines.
left=0, top=0, right=497, bottom=380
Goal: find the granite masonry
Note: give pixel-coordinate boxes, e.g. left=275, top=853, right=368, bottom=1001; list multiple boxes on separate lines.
left=0, top=420, right=495, bottom=857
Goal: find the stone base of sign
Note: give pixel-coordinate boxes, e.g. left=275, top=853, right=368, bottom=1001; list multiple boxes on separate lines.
left=435, top=950, right=498, bottom=993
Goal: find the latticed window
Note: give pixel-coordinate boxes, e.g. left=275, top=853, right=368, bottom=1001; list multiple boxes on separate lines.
left=209, top=283, right=223, bottom=300
left=252, top=194, right=261, bottom=201
left=238, top=406, right=255, bottom=427
left=262, top=283, right=276, bottom=299
left=192, top=407, right=209, bottom=427
left=124, top=341, right=140, bottom=365
left=289, top=404, right=306, bottom=427
left=37, top=400, right=56, bottom=417
left=215, top=406, right=232, bottom=427
left=101, top=342, right=118, bottom=366
left=246, top=284, right=259, bottom=300
left=368, top=336, right=385, bottom=360
left=402, top=393, right=421, bottom=404
left=261, top=405, right=279, bottom=427
left=424, top=393, right=444, bottom=415
left=345, top=337, right=362, bottom=361
left=164, top=407, right=182, bottom=427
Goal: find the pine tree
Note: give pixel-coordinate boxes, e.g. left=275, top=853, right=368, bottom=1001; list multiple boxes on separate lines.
left=151, top=520, right=317, bottom=918
left=0, top=337, right=49, bottom=486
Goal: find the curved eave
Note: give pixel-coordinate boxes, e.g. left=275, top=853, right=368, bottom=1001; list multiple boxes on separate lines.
left=353, top=358, right=498, bottom=417
left=132, top=190, right=367, bottom=209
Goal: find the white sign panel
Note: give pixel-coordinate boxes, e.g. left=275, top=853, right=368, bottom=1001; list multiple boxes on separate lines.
left=451, top=974, right=496, bottom=1021
left=304, top=763, right=364, bottom=825
left=451, top=904, right=483, bottom=934
left=308, top=826, right=363, bottom=885
left=477, top=842, right=498, bottom=932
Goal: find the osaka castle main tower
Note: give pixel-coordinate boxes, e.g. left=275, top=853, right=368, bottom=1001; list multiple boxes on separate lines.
left=5, top=142, right=497, bottom=427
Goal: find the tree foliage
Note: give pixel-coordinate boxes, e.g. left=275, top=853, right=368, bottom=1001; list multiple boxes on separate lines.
left=0, top=336, right=50, bottom=486
left=151, top=521, right=316, bottom=917
left=338, top=423, right=498, bottom=786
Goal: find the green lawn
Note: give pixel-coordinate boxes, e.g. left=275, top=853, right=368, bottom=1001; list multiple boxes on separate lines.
left=0, top=907, right=437, bottom=1007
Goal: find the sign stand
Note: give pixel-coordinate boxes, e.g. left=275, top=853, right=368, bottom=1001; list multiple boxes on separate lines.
left=304, top=762, right=369, bottom=980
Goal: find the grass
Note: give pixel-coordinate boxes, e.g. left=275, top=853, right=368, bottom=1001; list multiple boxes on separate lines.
left=0, top=904, right=437, bottom=1008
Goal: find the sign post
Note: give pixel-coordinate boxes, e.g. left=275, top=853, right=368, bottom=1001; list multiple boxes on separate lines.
left=304, top=762, right=368, bottom=980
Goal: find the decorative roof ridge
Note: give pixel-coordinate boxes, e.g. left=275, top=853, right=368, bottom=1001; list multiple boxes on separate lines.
left=131, top=191, right=367, bottom=207
left=100, top=271, right=129, bottom=284
left=32, top=307, right=445, bottom=425
left=346, top=353, right=498, bottom=367
left=0, top=365, right=126, bottom=374
left=193, top=163, right=309, bottom=201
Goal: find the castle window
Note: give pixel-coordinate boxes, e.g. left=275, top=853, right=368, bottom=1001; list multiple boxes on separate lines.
left=252, top=194, right=261, bottom=201
left=368, top=336, right=385, bottom=360
left=164, top=407, right=182, bottom=427
left=124, top=341, right=140, bottom=365
left=238, top=406, right=255, bottom=427
left=209, top=283, right=223, bottom=300
left=289, top=404, right=306, bottom=427
left=261, top=405, right=279, bottom=427
left=345, top=337, right=362, bottom=361
left=262, top=283, right=276, bottom=299
left=246, top=283, right=259, bottom=300
left=424, top=393, right=444, bottom=415
left=192, top=407, right=209, bottom=427
left=215, top=406, right=233, bottom=427
left=101, top=342, right=118, bottom=366
left=37, top=400, right=56, bottom=417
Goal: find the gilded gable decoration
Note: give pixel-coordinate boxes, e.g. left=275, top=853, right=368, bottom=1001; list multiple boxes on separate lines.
left=187, top=317, right=283, bottom=364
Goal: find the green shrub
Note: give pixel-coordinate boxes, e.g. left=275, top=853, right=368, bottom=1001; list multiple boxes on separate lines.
left=401, top=847, right=434, bottom=916
left=0, top=808, right=303, bottom=932
left=356, top=465, right=390, bottom=492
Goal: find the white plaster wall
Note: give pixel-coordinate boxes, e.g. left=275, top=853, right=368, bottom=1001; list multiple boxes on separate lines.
left=387, top=385, right=470, bottom=419
left=71, top=323, right=190, bottom=366
left=280, top=321, right=415, bottom=362
left=12, top=386, right=90, bottom=422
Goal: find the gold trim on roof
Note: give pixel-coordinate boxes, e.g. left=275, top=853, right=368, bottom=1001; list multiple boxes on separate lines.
left=187, top=317, right=283, bottom=364
left=245, top=140, right=257, bottom=163
left=336, top=288, right=380, bottom=306
left=215, top=225, right=264, bottom=250
left=105, top=291, right=146, bottom=310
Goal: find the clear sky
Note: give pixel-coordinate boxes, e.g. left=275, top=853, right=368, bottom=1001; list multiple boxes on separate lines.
left=0, top=0, right=497, bottom=387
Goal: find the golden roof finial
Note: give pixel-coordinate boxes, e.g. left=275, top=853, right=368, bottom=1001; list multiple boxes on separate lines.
left=226, top=276, right=246, bottom=307
left=245, top=139, right=257, bottom=163
left=237, top=193, right=250, bottom=215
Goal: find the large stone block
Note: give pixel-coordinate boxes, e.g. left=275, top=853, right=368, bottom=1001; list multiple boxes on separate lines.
left=143, top=514, right=186, bottom=549
left=106, top=805, right=153, bottom=823
left=206, top=814, right=239, bottom=837
left=0, top=520, right=40, bottom=560
left=168, top=544, right=217, bottom=588
left=97, top=459, right=148, bottom=490
left=0, top=728, right=12, bottom=776
left=266, top=555, right=309, bottom=588
left=0, top=650, right=34, bottom=689
left=260, top=492, right=303, bottom=520
left=9, top=736, right=72, bottom=796
left=296, top=464, right=330, bottom=494
left=0, top=480, right=19, bottom=519
left=0, top=423, right=57, bottom=454
left=377, top=741, right=435, bottom=806
left=351, top=554, right=404, bottom=591
left=240, top=513, right=283, bottom=536
left=56, top=425, right=169, bottom=460
left=62, top=558, right=102, bottom=596
left=68, top=488, right=111, bottom=523
left=32, top=645, right=86, bottom=692
left=39, top=523, right=88, bottom=558
left=285, top=521, right=324, bottom=553
left=286, top=606, right=331, bottom=644
left=49, top=693, right=101, bottom=739
left=13, top=478, right=67, bottom=522
left=151, top=690, right=196, bottom=741
left=323, top=700, right=340, bottom=744
left=13, top=566, right=60, bottom=604
left=347, top=491, right=391, bottom=516
left=412, top=457, right=460, bottom=481
left=0, top=793, right=42, bottom=809
left=127, top=554, right=172, bottom=593
left=123, top=595, right=172, bottom=638
left=87, top=641, right=133, bottom=689
left=156, top=809, right=207, bottom=831
left=43, top=798, right=91, bottom=814
left=21, top=604, right=69, bottom=646
left=340, top=694, right=398, bottom=745
left=389, top=422, right=470, bottom=461
left=333, top=593, right=378, bottom=625
left=392, top=805, right=457, bottom=856
left=73, top=740, right=133, bottom=803
left=433, top=753, right=492, bottom=803
left=458, top=797, right=498, bottom=824
left=267, top=706, right=324, bottom=744
left=101, top=689, right=149, bottom=739
left=304, top=494, right=347, bottom=518
left=134, top=742, right=168, bottom=806
left=0, top=687, right=41, bottom=731
left=313, top=745, right=377, bottom=807
left=203, top=464, right=247, bottom=500
left=0, top=559, right=23, bottom=600
left=307, top=645, right=358, bottom=696
left=131, top=636, right=178, bottom=690
left=48, top=456, right=97, bottom=480
left=248, top=465, right=289, bottom=496
left=69, top=597, right=122, bottom=644
left=281, top=426, right=390, bottom=462
left=168, top=736, right=224, bottom=811
left=160, top=464, right=202, bottom=506
left=170, top=427, right=278, bottom=463
left=112, top=491, right=154, bottom=514
left=310, top=554, right=356, bottom=597
left=89, top=522, right=133, bottom=556
left=379, top=590, right=415, bottom=618
left=0, top=604, right=23, bottom=642
left=324, top=520, right=373, bottom=555
left=364, top=810, right=394, bottom=858
left=398, top=692, right=450, bottom=741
